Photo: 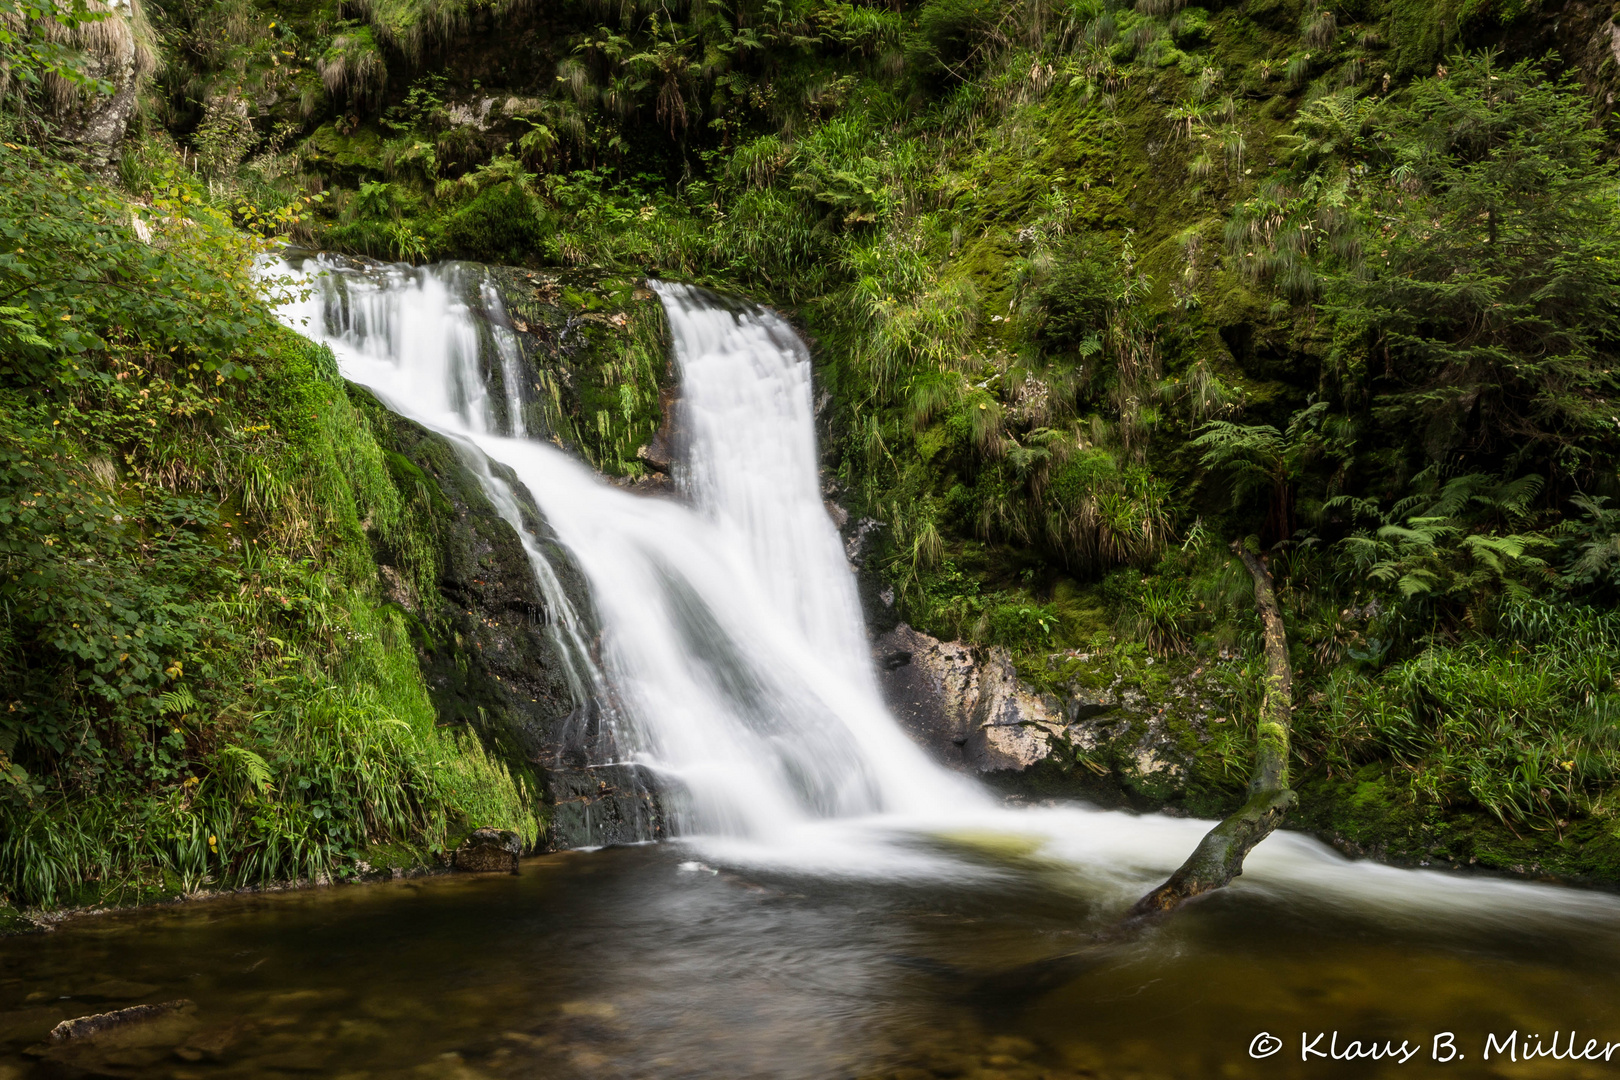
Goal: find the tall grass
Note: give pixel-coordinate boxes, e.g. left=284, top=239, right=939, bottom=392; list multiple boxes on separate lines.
left=1300, top=600, right=1620, bottom=826
left=0, top=663, right=538, bottom=907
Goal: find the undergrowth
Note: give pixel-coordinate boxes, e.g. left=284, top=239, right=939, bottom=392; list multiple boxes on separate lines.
left=0, top=142, right=537, bottom=909
left=5, top=0, right=1620, bottom=875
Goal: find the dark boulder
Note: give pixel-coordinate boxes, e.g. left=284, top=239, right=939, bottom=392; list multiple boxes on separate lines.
left=547, top=764, right=666, bottom=849
left=453, top=828, right=523, bottom=873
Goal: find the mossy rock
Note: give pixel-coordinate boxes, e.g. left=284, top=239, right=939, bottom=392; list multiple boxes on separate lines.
left=301, top=123, right=388, bottom=181
left=357, top=839, right=439, bottom=877
left=480, top=266, right=673, bottom=476
left=0, top=904, right=43, bottom=936
left=1293, top=764, right=1620, bottom=884
left=443, top=182, right=555, bottom=264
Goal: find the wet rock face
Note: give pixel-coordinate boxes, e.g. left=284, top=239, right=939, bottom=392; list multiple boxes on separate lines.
left=453, top=828, right=523, bottom=873
left=358, top=392, right=656, bottom=850
left=481, top=267, right=673, bottom=480
left=636, top=384, right=680, bottom=475
left=547, top=764, right=667, bottom=849
left=828, top=487, right=902, bottom=637
left=1554, top=0, right=1620, bottom=106
left=362, top=396, right=586, bottom=765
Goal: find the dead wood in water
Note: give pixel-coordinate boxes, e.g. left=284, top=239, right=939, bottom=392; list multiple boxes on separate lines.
left=897, top=543, right=1299, bottom=1006
left=1126, top=541, right=1296, bottom=919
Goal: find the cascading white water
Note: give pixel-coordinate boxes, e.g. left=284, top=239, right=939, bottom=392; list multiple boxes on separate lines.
left=270, top=255, right=1620, bottom=925
left=275, top=259, right=607, bottom=721
left=661, top=285, right=869, bottom=680
left=276, top=257, right=981, bottom=844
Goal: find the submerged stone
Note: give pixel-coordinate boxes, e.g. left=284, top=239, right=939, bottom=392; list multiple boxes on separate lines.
left=50, top=1000, right=195, bottom=1044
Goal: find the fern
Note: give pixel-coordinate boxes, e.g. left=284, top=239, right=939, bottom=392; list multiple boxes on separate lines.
left=213, top=746, right=274, bottom=804
left=155, top=686, right=200, bottom=716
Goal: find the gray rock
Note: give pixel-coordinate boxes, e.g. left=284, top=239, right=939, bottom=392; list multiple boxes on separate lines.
left=452, top=828, right=522, bottom=873
left=963, top=648, right=1066, bottom=772
left=873, top=623, right=979, bottom=763
left=873, top=624, right=1064, bottom=774
left=844, top=517, right=885, bottom=562
left=45, top=5, right=154, bottom=171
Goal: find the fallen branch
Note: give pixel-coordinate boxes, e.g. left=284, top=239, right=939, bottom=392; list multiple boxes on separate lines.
left=1127, top=540, right=1295, bottom=918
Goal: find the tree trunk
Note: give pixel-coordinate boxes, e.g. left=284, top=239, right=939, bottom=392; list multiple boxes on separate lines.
left=1126, top=541, right=1295, bottom=919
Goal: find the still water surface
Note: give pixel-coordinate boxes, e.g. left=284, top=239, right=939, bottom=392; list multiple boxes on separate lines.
left=3, top=836, right=1618, bottom=1080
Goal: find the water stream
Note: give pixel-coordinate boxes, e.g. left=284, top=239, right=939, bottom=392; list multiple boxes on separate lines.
left=3, top=847, right=1620, bottom=1079
left=2, top=258, right=1615, bottom=1078
left=270, top=258, right=984, bottom=846
left=263, top=255, right=1620, bottom=905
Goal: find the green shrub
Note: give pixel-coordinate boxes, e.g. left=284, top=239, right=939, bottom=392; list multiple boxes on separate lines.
left=0, top=146, right=536, bottom=908
left=443, top=181, right=551, bottom=264
left=907, top=0, right=998, bottom=84
left=1035, top=233, right=1123, bottom=357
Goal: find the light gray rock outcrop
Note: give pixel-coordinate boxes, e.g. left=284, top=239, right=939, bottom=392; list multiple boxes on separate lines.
left=873, top=624, right=1220, bottom=808
left=42, top=1, right=155, bottom=170
left=873, top=623, right=1066, bottom=773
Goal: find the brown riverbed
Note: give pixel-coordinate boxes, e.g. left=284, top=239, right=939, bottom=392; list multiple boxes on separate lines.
left=3, top=838, right=1619, bottom=1079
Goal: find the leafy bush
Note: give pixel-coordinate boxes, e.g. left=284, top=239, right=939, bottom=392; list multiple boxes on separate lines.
left=0, top=145, right=274, bottom=389
left=443, top=179, right=551, bottom=263
left=0, top=143, right=536, bottom=908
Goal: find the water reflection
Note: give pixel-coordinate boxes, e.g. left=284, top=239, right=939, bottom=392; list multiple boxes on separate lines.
left=3, top=841, right=1618, bottom=1079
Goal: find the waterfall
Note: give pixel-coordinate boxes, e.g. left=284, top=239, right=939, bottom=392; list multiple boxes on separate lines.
left=275, top=259, right=607, bottom=721
left=268, top=255, right=1620, bottom=920
left=274, top=257, right=981, bottom=849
